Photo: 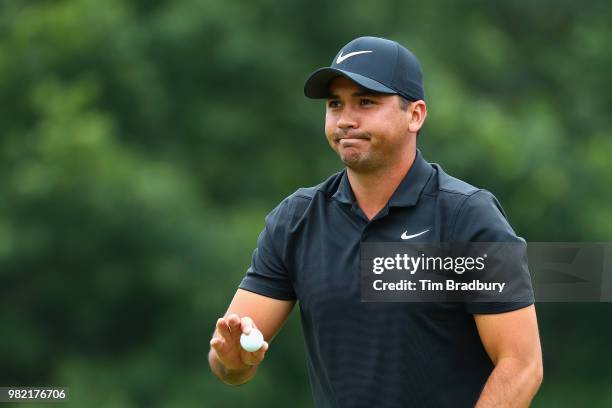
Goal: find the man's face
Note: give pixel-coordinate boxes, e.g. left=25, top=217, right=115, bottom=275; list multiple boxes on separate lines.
left=324, top=76, right=413, bottom=172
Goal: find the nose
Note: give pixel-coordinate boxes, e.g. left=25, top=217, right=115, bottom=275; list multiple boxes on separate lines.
left=336, top=106, right=358, bottom=130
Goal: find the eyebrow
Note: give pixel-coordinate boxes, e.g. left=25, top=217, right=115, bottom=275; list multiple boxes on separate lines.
left=327, top=91, right=382, bottom=99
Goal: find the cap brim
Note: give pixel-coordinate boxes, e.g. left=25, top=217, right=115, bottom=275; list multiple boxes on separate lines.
left=304, top=67, right=397, bottom=99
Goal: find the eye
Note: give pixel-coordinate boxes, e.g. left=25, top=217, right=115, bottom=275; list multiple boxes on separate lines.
left=360, top=98, right=375, bottom=106
left=327, top=100, right=341, bottom=108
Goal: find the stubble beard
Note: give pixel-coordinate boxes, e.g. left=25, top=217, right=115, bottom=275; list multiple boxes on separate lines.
left=340, top=149, right=378, bottom=172
left=337, top=140, right=404, bottom=174
left=332, top=130, right=380, bottom=172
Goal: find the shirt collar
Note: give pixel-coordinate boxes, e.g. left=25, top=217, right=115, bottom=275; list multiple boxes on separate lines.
left=331, top=149, right=434, bottom=208
left=330, top=169, right=355, bottom=205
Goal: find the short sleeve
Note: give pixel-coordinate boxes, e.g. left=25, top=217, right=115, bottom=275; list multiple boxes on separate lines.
left=238, top=200, right=297, bottom=301
left=451, top=190, right=535, bottom=314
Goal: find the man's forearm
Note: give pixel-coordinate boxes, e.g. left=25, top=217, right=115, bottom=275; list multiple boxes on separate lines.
left=208, top=349, right=258, bottom=386
left=476, top=357, right=543, bottom=407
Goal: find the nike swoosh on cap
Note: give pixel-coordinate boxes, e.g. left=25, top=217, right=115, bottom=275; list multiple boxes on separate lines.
left=401, top=229, right=430, bottom=240
left=336, top=50, right=373, bottom=64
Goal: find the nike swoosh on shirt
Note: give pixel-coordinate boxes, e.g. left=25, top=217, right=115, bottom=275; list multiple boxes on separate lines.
left=336, top=50, right=373, bottom=64
left=401, top=229, right=430, bottom=240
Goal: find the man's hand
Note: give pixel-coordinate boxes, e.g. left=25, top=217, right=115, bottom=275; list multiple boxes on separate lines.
left=210, top=313, right=269, bottom=372
left=208, top=289, right=295, bottom=386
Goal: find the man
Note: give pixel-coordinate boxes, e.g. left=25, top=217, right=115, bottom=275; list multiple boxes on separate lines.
left=209, top=36, right=543, bottom=407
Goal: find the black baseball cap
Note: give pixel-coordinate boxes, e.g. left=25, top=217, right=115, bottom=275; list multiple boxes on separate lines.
left=304, top=36, right=425, bottom=101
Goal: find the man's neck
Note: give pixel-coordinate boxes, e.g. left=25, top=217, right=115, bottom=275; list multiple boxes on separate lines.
left=347, top=149, right=416, bottom=220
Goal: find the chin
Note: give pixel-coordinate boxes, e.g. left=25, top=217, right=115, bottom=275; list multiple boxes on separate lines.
left=340, top=151, right=362, bottom=165
left=341, top=154, right=377, bottom=172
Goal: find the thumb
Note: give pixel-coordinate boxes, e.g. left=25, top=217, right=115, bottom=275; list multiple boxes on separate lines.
left=242, top=340, right=269, bottom=366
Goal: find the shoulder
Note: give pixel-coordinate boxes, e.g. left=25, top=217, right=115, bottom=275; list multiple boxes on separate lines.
left=265, top=171, right=342, bottom=225
left=432, top=163, right=481, bottom=199
left=291, top=171, right=343, bottom=202
left=429, top=163, right=518, bottom=241
left=427, top=163, right=486, bottom=224
left=431, top=162, right=505, bottom=213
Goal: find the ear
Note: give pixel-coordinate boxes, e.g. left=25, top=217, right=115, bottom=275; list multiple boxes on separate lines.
left=408, top=100, right=427, bottom=133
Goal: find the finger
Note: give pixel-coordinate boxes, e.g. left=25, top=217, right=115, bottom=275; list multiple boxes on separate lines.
left=210, top=337, right=225, bottom=353
left=216, top=318, right=232, bottom=340
left=245, top=340, right=268, bottom=360
left=226, top=313, right=241, bottom=331
left=241, top=316, right=255, bottom=334
left=242, top=341, right=269, bottom=365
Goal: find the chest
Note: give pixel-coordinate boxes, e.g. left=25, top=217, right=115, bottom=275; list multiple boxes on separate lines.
left=289, top=199, right=441, bottom=316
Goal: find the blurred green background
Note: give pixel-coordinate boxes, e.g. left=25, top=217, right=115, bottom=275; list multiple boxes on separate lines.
left=1, top=0, right=611, bottom=406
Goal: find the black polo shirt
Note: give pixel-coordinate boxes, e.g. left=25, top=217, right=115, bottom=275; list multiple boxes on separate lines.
left=239, top=149, right=534, bottom=408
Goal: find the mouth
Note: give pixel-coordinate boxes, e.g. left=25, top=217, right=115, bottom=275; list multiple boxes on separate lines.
left=334, top=133, right=370, bottom=144
left=337, top=138, right=368, bottom=147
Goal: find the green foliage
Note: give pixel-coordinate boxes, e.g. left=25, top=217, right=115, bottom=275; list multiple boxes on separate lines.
left=1, top=0, right=611, bottom=406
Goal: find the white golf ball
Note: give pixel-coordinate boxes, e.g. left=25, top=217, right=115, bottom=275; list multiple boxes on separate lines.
left=240, top=328, right=264, bottom=352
